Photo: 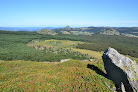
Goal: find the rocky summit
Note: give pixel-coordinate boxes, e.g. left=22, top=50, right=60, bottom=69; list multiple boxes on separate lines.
left=37, top=29, right=58, bottom=35
left=100, top=29, right=120, bottom=35
left=65, top=25, right=72, bottom=30
left=102, top=47, right=138, bottom=92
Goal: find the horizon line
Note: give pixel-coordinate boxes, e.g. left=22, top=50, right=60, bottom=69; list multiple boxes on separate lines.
left=0, top=25, right=138, bottom=28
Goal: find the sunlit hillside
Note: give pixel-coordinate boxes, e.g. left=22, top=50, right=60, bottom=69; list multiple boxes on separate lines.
left=0, top=60, right=114, bottom=92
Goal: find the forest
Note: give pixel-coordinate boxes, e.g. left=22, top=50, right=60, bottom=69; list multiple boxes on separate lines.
left=76, top=34, right=138, bottom=58
left=0, top=30, right=138, bottom=62
left=0, top=31, right=90, bottom=62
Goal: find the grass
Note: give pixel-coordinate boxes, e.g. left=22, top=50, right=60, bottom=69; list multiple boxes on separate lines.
left=28, top=39, right=85, bottom=48
left=0, top=31, right=137, bottom=91
left=27, top=39, right=92, bottom=61
left=27, top=39, right=103, bottom=60
left=28, top=39, right=138, bottom=62
left=71, top=48, right=103, bottom=59
left=0, top=60, right=114, bottom=92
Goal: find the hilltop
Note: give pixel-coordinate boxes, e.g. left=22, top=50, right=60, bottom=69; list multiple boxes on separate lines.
left=37, top=26, right=138, bottom=37
left=1, top=26, right=138, bottom=36
left=37, top=29, right=58, bottom=35
left=99, top=29, right=120, bottom=35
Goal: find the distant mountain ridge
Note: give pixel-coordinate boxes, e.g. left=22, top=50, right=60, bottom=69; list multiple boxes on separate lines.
left=37, top=26, right=138, bottom=36
left=1, top=26, right=138, bottom=36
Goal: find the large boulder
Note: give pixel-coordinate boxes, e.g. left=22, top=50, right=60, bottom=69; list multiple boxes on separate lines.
left=102, top=47, right=138, bottom=92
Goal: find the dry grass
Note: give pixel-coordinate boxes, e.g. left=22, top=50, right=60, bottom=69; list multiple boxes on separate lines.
left=71, top=48, right=103, bottom=59
left=28, top=39, right=85, bottom=48
left=28, top=39, right=103, bottom=60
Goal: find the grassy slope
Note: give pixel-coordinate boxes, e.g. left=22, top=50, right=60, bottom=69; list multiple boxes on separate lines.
left=28, top=39, right=85, bottom=48
left=27, top=39, right=138, bottom=63
left=71, top=48, right=103, bottom=59
left=0, top=31, right=137, bottom=91
left=28, top=39, right=103, bottom=59
left=0, top=60, right=114, bottom=92
left=72, top=49, right=138, bottom=64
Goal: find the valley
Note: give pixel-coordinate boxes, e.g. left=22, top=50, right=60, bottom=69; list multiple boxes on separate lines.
left=0, top=27, right=138, bottom=91
left=1, top=0, right=138, bottom=91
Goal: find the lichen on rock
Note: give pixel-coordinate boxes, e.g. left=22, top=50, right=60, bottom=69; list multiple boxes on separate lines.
left=102, top=47, right=138, bottom=92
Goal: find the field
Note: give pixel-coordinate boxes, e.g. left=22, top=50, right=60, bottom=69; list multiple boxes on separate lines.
left=27, top=39, right=85, bottom=48
left=27, top=39, right=93, bottom=61
left=71, top=48, right=103, bottom=59
left=0, top=60, right=114, bottom=92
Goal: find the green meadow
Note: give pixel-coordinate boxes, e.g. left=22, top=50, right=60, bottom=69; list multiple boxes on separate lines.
left=0, top=60, right=114, bottom=92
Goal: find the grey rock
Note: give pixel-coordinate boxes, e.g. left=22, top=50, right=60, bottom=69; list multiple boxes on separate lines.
left=60, top=59, right=70, bottom=63
left=102, top=47, right=138, bottom=92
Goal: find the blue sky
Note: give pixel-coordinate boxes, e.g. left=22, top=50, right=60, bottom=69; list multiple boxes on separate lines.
left=0, top=0, right=138, bottom=27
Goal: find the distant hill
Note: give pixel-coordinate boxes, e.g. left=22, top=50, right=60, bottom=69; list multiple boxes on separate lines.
left=99, top=29, right=120, bottom=35
left=37, top=29, right=58, bottom=35
left=53, top=26, right=107, bottom=33
left=65, top=25, right=72, bottom=30
left=37, top=26, right=138, bottom=37
left=53, top=26, right=117, bottom=34
left=38, top=26, right=93, bottom=36
left=116, top=27, right=138, bottom=36
left=1, top=26, right=138, bottom=36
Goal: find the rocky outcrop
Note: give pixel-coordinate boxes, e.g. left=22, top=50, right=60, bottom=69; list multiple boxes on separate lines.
left=100, top=29, right=120, bottom=35
left=102, top=47, right=138, bottom=92
left=37, top=29, right=58, bottom=35
left=65, top=25, right=72, bottom=30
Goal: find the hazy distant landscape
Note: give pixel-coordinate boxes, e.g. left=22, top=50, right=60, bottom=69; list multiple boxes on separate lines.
left=0, top=0, right=138, bottom=92
left=0, top=26, right=138, bottom=36
left=0, top=27, right=59, bottom=31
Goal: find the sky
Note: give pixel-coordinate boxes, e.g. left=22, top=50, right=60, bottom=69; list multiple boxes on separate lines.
left=0, top=0, right=138, bottom=27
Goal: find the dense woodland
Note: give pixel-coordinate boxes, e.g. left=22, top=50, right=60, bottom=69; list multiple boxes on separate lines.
left=0, top=30, right=89, bottom=62
left=77, top=34, right=138, bottom=57
left=116, top=27, right=138, bottom=36
left=0, top=30, right=138, bottom=62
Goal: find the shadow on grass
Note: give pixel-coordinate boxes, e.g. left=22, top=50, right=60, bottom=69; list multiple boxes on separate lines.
left=87, top=64, right=134, bottom=92
left=87, top=64, right=108, bottom=79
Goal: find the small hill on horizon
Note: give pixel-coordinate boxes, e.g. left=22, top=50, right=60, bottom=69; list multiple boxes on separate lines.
left=99, top=29, right=120, bottom=35
left=37, top=26, right=138, bottom=37
left=65, top=25, right=72, bottom=30
left=1, top=26, right=138, bottom=36
left=37, top=29, right=58, bottom=35
left=38, top=26, right=93, bottom=36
